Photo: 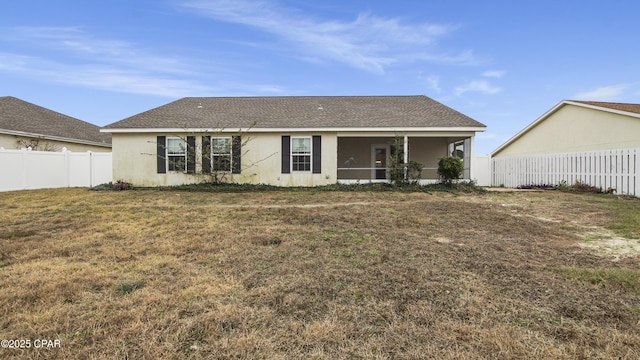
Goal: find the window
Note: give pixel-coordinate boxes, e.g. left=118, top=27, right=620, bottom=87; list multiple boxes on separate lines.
left=281, top=135, right=321, bottom=174
left=202, top=135, right=241, bottom=174
left=291, top=137, right=311, bottom=171
left=212, top=137, right=232, bottom=172
left=166, top=138, right=187, bottom=171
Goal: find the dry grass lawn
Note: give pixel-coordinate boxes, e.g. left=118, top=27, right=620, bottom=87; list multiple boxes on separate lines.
left=1, top=188, right=639, bottom=359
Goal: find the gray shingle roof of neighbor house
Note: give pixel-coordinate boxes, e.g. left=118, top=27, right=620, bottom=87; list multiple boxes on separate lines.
left=102, top=96, right=486, bottom=131
left=571, top=100, right=640, bottom=115
left=0, top=96, right=111, bottom=146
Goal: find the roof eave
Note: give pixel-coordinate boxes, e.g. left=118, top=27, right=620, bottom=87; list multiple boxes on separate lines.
left=0, top=129, right=112, bottom=148
left=101, top=126, right=486, bottom=134
left=566, top=100, right=640, bottom=118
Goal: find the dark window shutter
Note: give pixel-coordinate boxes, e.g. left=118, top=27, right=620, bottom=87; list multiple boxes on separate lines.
left=232, top=135, right=241, bottom=174
left=157, top=136, right=166, bottom=174
left=187, top=136, right=196, bottom=174
left=202, top=136, right=211, bottom=174
left=312, top=135, right=321, bottom=174
left=281, top=135, right=290, bottom=174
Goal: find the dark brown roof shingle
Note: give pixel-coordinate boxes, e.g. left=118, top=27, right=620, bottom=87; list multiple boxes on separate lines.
left=572, top=100, right=640, bottom=115
left=103, top=96, right=486, bottom=130
left=0, top=96, right=111, bottom=145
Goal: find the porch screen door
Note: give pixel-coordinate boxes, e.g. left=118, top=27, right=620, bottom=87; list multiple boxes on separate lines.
left=373, top=146, right=388, bottom=180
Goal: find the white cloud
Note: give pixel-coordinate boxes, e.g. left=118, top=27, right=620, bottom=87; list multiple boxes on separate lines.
left=5, top=27, right=194, bottom=75
left=482, top=70, right=505, bottom=78
left=180, top=0, right=477, bottom=74
left=454, top=80, right=501, bottom=96
left=0, top=27, right=286, bottom=97
left=0, top=52, right=213, bottom=97
left=426, top=76, right=441, bottom=93
left=573, top=84, right=628, bottom=101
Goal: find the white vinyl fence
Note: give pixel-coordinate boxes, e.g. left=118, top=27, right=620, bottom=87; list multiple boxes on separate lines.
left=492, top=148, right=639, bottom=197
left=0, top=147, right=112, bottom=192
left=471, top=155, right=491, bottom=186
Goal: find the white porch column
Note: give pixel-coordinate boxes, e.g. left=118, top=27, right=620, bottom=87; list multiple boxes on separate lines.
left=403, top=135, right=409, bottom=179
left=465, top=136, right=473, bottom=179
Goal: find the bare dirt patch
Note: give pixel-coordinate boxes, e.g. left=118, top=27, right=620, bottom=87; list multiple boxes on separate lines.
left=0, top=188, right=638, bottom=359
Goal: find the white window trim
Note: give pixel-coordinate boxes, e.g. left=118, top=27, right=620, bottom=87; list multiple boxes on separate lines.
left=166, top=137, right=187, bottom=173
left=291, top=136, right=312, bottom=172
left=211, top=136, right=233, bottom=172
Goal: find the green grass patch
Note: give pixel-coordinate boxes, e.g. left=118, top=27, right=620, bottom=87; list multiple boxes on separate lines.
left=553, top=266, right=640, bottom=295
left=606, top=197, right=640, bottom=239
left=0, top=229, right=37, bottom=239
left=116, top=280, right=146, bottom=295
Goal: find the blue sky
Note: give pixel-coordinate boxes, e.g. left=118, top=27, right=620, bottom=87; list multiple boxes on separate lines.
left=1, top=0, right=639, bottom=154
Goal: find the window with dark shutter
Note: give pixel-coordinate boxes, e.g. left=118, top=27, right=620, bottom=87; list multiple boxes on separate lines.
left=166, top=137, right=187, bottom=172
left=312, top=135, right=321, bottom=174
left=212, top=137, right=232, bottom=172
left=187, top=136, right=196, bottom=174
left=232, top=135, right=241, bottom=174
left=202, top=136, right=211, bottom=173
left=282, top=135, right=291, bottom=174
left=157, top=136, right=166, bottom=174
left=291, top=137, right=311, bottom=172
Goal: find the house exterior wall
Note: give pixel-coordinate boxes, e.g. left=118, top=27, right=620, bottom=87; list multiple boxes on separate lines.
left=493, top=105, right=640, bottom=157
left=0, top=133, right=111, bottom=152
left=111, top=132, right=337, bottom=187
left=242, top=132, right=337, bottom=186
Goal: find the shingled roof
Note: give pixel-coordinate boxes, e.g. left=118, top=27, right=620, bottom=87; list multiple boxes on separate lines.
left=0, top=96, right=111, bottom=146
left=571, top=100, right=640, bottom=115
left=103, top=96, right=486, bottom=131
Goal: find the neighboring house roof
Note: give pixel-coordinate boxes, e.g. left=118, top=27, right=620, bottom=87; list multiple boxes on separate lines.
left=102, top=96, right=486, bottom=132
left=491, top=99, right=640, bottom=156
left=572, top=101, right=640, bottom=115
left=0, top=96, right=111, bottom=147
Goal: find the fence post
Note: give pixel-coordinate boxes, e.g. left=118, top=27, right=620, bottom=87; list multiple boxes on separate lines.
left=88, top=151, right=94, bottom=188
left=632, top=148, right=640, bottom=197
left=62, top=147, right=70, bottom=188
left=21, top=148, right=28, bottom=190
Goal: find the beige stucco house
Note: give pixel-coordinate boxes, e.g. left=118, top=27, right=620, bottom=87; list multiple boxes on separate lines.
left=102, top=96, right=486, bottom=187
left=0, top=96, right=111, bottom=152
left=492, top=100, right=640, bottom=158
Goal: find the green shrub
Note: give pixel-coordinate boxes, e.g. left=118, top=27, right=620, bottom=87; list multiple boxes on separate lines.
left=437, top=157, right=464, bottom=185
left=387, top=136, right=424, bottom=186
left=406, top=160, right=424, bottom=184
left=554, top=180, right=604, bottom=194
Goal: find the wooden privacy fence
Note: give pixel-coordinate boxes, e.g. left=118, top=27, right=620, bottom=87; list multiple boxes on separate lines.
left=492, top=148, right=639, bottom=196
left=0, top=147, right=112, bottom=192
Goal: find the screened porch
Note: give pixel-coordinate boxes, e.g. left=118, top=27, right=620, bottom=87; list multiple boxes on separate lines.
left=336, top=136, right=471, bottom=183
